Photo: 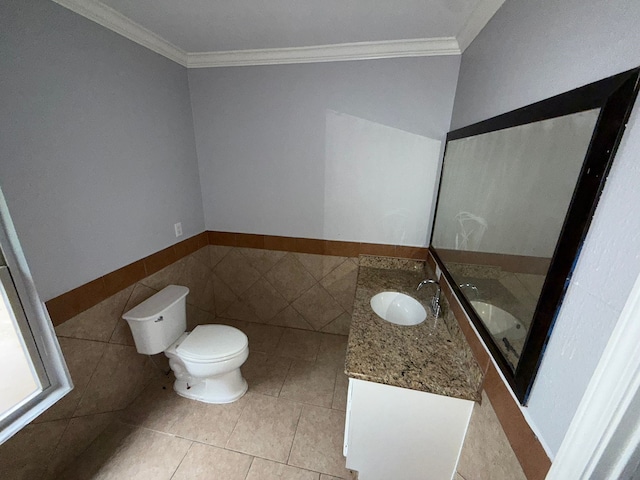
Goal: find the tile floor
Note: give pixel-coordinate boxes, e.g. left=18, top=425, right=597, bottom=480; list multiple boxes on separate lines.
left=58, top=322, right=355, bottom=480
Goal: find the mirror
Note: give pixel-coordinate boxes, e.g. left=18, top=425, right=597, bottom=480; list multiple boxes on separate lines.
left=433, top=109, right=600, bottom=366
left=430, top=68, right=640, bottom=403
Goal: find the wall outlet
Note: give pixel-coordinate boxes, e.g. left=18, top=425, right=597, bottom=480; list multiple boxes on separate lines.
left=174, top=222, right=183, bottom=237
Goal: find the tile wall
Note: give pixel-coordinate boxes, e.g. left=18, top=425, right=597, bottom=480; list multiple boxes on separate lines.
left=0, top=244, right=358, bottom=479
left=457, top=391, right=527, bottom=480
left=1, top=239, right=537, bottom=479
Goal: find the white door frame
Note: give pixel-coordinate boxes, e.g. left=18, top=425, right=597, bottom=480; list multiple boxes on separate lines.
left=548, top=271, right=640, bottom=478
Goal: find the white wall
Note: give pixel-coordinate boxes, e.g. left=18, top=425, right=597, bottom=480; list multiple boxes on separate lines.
left=324, top=111, right=442, bottom=246
left=188, top=57, right=460, bottom=245
left=0, top=0, right=204, bottom=300
left=451, top=0, right=640, bottom=455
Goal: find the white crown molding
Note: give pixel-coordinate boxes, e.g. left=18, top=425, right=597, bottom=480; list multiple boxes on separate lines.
left=187, top=38, right=460, bottom=68
left=51, top=0, right=188, bottom=66
left=51, top=0, right=464, bottom=68
left=456, top=0, right=506, bottom=52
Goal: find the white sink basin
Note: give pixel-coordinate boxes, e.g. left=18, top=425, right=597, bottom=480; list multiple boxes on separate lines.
left=370, top=292, right=427, bottom=326
left=471, top=300, right=526, bottom=339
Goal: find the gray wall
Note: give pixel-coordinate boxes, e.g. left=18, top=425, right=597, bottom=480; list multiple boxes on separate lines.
left=188, top=57, right=460, bottom=243
left=451, top=0, right=640, bottom=455
left=0, top=0, right=204, bottom=301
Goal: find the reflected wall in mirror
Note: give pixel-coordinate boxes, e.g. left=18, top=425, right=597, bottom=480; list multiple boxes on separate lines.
left=430, top=68, right=640, bottom=403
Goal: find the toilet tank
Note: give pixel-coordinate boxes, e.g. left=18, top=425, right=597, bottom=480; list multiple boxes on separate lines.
left=122, top=285, right=189, bottom=355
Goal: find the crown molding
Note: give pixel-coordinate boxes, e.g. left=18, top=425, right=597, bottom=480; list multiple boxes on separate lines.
left=52, top=0, right=188, bottom=66
left=456, top=0, right=506, bottom=52
left=187, top=38, right=460, bottom=68
left=52, top=0, right=463, bottom=68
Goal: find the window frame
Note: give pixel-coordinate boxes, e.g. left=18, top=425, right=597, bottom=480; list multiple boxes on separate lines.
left=0, top=189, right=72, bottom=444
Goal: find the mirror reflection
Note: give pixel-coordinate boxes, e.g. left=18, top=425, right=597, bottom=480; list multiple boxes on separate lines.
left=432, top=109, right=600, bottom=369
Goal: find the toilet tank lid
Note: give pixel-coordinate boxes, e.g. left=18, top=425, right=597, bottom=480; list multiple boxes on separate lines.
left=122, top=285, right=189, bottom=322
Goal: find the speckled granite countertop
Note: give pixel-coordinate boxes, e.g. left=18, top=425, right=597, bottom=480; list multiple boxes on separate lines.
left=345, top=256, right=483, bottom=402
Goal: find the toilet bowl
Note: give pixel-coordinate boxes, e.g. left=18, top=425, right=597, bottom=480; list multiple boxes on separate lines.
left=122, top=285, right=249, bottom=404
left=165, top=326, right=249, bottom=403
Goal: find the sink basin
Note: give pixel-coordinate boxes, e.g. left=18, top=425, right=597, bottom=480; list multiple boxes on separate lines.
left=471, top=301, right=526, bottom=339
left=370, top=292, right=427, bottom=326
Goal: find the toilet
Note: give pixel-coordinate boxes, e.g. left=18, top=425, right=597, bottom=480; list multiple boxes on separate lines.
left=122, top=284, right=249, bottom=404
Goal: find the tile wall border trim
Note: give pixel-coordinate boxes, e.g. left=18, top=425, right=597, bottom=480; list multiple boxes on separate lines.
left=45, top=232, right=208, bottom=326
left=429, top=250, right=552, bottom=480
left=45, top=231, right=428, bottom=326
left=436, top=248, right=551, bottom=275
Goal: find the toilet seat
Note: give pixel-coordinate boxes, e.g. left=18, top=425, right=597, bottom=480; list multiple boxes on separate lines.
left=176, top=325, right=248, bottom=362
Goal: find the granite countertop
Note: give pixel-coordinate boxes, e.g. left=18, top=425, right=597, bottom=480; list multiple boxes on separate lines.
left=345, top=256, right=483, bottom=402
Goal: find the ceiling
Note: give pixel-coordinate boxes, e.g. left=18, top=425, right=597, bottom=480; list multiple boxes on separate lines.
left=52, top=0, right=505, bottom=67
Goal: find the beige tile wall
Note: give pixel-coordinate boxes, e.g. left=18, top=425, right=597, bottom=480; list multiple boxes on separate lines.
left=127, top=244, right=358, bottom=334
left=205, top=246, right=358, bottom=334
left=0, top=245, right=358, bottom=479
left=457, top=391, right=527, bottom=480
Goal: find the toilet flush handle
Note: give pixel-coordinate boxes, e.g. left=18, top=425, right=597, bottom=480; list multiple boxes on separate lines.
left=154, top=316, right=164, bottom=323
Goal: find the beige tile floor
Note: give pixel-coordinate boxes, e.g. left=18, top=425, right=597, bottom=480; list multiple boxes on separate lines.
left=59, top=323, right=355, bottom=480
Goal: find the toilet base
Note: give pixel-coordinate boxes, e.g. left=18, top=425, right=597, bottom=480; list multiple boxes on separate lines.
left=173, top=367, right=248, bottom=404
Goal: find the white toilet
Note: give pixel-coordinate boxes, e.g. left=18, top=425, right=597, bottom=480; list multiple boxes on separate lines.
left=122, top=284, right=249, bottom=404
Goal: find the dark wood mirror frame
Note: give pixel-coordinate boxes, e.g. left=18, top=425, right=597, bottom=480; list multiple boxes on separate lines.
left=430, top=67, right=640, bottom=404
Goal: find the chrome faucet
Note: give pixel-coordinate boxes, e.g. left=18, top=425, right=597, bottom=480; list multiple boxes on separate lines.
left=417, top=279, right=441, bottom=318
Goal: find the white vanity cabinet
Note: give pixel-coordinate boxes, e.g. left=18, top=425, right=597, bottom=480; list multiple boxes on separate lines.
left=344, top=378, right=474, bottom=480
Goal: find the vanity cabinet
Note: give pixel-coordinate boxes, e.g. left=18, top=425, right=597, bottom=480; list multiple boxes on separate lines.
left=344, top=378, right=473, bottom=480
left=345, top=260, right=483, bottom=479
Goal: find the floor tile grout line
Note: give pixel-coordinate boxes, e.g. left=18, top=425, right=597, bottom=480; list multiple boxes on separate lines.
left=245, top=454, right=327, bottom=479
left=285, top=402, right=306, bottom=465
left=276, top=356, right=296, bottom=398
left=242, top=455, right=256, bottom=480
left=316, top=309, right=346, bottom=334
left=118, top=419, right=184, bottom=438
left=330, top=367, right=341, bottom=411
left=223, top=390, right=254, bottom=450
left=41, top=416, right=72, bottom=477
left=57, top=418, right=128, bottom=478
left=168, top=440, right=194, bottom=480
left=163, top=405, right=185, bottom=434
left=58, top=325, right=348, bottom=479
